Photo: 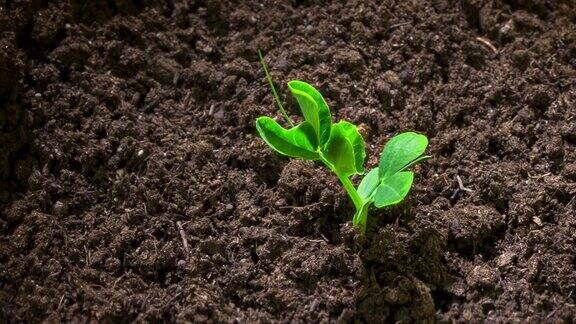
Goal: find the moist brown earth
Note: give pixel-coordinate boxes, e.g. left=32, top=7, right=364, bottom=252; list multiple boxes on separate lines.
left=1, top=0, right=575, bottom=322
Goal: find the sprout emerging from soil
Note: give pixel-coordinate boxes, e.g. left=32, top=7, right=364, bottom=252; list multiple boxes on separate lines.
left=256, top=51, right=430, bottom=234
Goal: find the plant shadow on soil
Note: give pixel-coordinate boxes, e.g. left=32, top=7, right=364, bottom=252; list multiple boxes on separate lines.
left=1, top=0, right=576, bottom=322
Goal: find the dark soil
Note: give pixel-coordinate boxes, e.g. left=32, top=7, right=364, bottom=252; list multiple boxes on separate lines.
left=1, top=0, right=575, bottom=322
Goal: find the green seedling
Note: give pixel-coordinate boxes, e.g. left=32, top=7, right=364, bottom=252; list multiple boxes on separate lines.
left=255, top=51, right=430, bottom=234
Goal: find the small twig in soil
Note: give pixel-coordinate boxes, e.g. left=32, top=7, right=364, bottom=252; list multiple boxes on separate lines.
left=457, top=175, right=474, bottom=192
left=176, top=221, right=190, bottom=260
left=566, top=195, right=576, bottom=211
left=278, top=202, right=323, bottom=210
left=112, top=274, right=126, bottom=290
left=308, top=299, right=319, bottom=312
left=475, top=37, right=498, bottom=54
left=385, top=22, right=411, bottom=34
left=162, top=291, right=183, bottom=308
left=547, top=290, right=573, bottom=318
left=280, top=234, right=326, bottom=244
left=173, top=71, right=180, bottom=85
left=532, top=216, right=543, bottom=226
left=183, top=90, right=191, bottom=108
left=56, top=294, right=66, bottom=311
left=84, top=246, right=91, bottom=265
left=527, top=172, right=551, bottom=179
left=451, top=174, right=474, bottom=199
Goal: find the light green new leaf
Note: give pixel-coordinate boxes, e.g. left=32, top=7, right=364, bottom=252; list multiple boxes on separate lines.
left=331, top=121, right=365, bottom=173
left=379, top=132, right=428, bottom=179
left=323, top=121, right=366, bottom=177
left=288, top=81, right=332, bottom=146
left=323, top=129, right=355, bottom=177
left=256, top=117, right=319, bottom=160
left=357, top=167, right=379, bottom=201
left=374, top=171, right=414, bottom=208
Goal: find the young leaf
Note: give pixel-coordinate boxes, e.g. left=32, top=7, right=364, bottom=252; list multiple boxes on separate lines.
left=323, top=129, right=355, bottom=177
left=373, top=171, right=414, bottom=208
left=331, top=121, right=365, bottom=173
left=323, top=121, right=365, bottom=177
left=379, top=132, right=428, bottom=179
left=256, top=117, right=319, bottom=160
left=357, top=167, right=379, bottom=201
left=287, top=81, right=332, bottom=145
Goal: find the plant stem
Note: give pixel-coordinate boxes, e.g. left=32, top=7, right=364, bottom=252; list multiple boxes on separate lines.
left=258, top=50, right=294, bottom=127
left=340, top=175, right=369, bottom=234
left=319, top=154, right=364, bottom=211
left=319, top=153, right=368, bottom=233
left=353, top=204, right=369, bottom=234
left=338, top=175, right=364, bottom=211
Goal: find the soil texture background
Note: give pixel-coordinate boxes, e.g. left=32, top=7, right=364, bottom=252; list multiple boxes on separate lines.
left=1, top=0, right=575, bottom=322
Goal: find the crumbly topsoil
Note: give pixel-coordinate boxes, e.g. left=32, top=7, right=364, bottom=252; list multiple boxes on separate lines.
left=1, top=0, right=575, bottom=322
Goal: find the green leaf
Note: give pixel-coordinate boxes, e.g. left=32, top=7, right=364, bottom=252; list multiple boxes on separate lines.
left=379, top=132, right=428, bottom=179
left=331, top=121, right=365, bottom=173
left=323, top=121, right=366, bottom=177
left=255, top=116, right=319, bottom=160
left=374, top=171, right=414, bottom=208
left=323, top=129, right=355, bottom=177
left=357, top=167, right=379, bottom=201
left=288, top=80, right=332, bottom=145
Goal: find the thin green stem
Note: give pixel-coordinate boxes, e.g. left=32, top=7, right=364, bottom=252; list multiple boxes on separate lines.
left=258, top=50, right=294, bottom=127
left=319, top=154, right=363, bottom=211
left=319, top=152, right=368, bottom=234
left=353, top=204, right=369, bottom=234
left=338, top=175, right=363, bottom=211
left=339, top=171, right=368, bottom=234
